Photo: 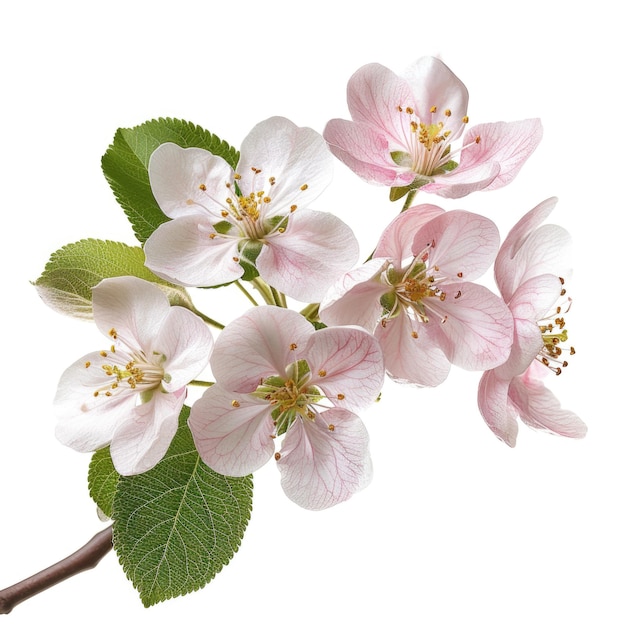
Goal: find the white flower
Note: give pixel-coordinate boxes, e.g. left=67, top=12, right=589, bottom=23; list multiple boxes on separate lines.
left=54, top=276, right=213, bottom=475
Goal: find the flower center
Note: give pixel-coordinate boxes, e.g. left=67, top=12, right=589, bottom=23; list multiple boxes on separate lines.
left=537, top=280, right=575, bottom=376
left=89, top=333, right=167, bottom=400
left=393, top=104, right=477, bottom=179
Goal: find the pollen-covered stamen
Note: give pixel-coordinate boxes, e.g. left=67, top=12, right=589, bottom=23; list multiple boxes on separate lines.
left=537, top=291, right=575, bottom=376
left=381, top=242, right=450, bottom=325
left=93, top=350, right=167, bottom=399
left=395, top=104, right=470, bottom=177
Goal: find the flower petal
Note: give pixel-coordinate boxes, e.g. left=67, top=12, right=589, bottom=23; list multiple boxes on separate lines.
left=477, top=369, right=519, bottom=447
left=92, top=276, right=170, bottom=354
left=375, top=312, right=450, bottom=387
left=210, top=307, right=314, bottom=392
left=155, top=306, right=213, bottom=392
left=109, top=390, right=183, bottom=475
left=238, top=116, right=333, bottom=208
left=189, top=385, right=276, bottom=477
left=319, top=258, right=389, bottom=331
left=304, top=326, right=385, bottom=412
left=277, top=408, right=371, bottom=510
left=148, top=142, right=234, bottom=219
left=509, top=366, right=587, bottom=439
left=425, top=282, right=514, bottom=371
left=257, top=208, right=359, bottom=302
left=455, top=119, right=543, bottom=191
left=144, top=214, right=244, bottom=287
left=412, top=210, right=500, bottom=281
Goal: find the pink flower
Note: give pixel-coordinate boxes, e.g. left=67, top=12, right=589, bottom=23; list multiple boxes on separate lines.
left=144, top=116, right=359, bottom=302
left=55, top=276, right=214, bottom=475
left=477, top=197, right=587, bottom=446
left=188, top=306, right=384, bottom=510
left=320, top=205, right=514, bottom=387
left=324, top=57, right=542, bottom=199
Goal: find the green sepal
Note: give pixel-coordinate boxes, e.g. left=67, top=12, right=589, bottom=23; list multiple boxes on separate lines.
left=101, top=118, right=239, bottom=243
left=33, top=239, right=195, bottom=320
left=103, top=406, right=253, bottom=607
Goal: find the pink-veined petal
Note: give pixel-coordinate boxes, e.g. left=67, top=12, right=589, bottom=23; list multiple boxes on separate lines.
left=148, top=142, right=234, bottom=219
left=189, top=385, right=275, bottom=477
left=345, top=63, right=415, bottom=147
left=375, top=313, right=450, bottom=387
left=403, top=56, right=469, bottom=139
left=257, top=208, right=359, bottom=302
left=277, top=408, right=371, bottom=510
left=412, top=210, right=500, bottom=281
left=425, top=282, right=514, bottom=371
left=374, top=204, right=445, bottom=264
left=304, top=326, right=384, bottom=412
left=238, top=117, right=333, bottom=208
left=455, top=119, right=543, bottom=191
left=54, top=350, right=138, bottom=451
left=155, top=306, right=213, bottom=391
left=109, top=390, right=184, bottom=475
left=509, top=368, right=587, bottom=439
left=496, top=198, right=572, bottom=301
left=92, top=276, right=170, bottom=354
left=420, top=160, right=500, bottom=199
left=144, top=215, right=243, bottom=287
left=319, top=258, right=389, bottom=331
left=210, top=307, right=314, bottom=392
left=477, top=369, right=519, bottom=447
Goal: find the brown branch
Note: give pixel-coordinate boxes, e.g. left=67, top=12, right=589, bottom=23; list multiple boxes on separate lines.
left=0, top=525, right=113, bottom=615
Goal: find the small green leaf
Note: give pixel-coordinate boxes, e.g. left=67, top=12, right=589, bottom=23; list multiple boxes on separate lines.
left=112, top=406, right=253, bottom=607
left=88, top=447, right=119, bottom=519
left=33, top=239, right=194, bottom=319
left=101, top=118, right=239, bottom=243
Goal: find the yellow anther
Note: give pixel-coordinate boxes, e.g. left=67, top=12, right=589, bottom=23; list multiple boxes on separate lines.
left=430, top=105, right=437, bottom=113
left=300, top=184, right=308, bottom=191
left=290, top=343, right=298, bottom=350
left=328, top=424, right=335, bottom=432
left=199, top=183, right=206, bottom=191
left=318, top=369, right=327, bottom=377
left=231, top=400, right=240, bottom=408
left=337, top=393, right=345, bottom=400
left=275, top=452, right=281, bottom=461
left=85, top=361, right=91, bottom=368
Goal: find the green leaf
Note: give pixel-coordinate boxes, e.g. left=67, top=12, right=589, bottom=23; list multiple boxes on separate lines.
left=88, top=447, right=119, bottom=519
left=33, top=238, right=195, bottom=319
left=112, top=406, right=253, bottom=607
left=101, top=118, right=239, bottom=243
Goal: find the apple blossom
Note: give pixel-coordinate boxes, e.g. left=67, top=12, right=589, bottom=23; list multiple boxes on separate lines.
left=143, top=116, right=359, bottom=302
left=324, top=57, right=542, bottom=199
left=477, top=197, right=587, bottom=446
left=188, top=306, right=384, bottom=510
left=320, top=204, right=514, bottom=387
left=54, top=276, right=214, bottom=475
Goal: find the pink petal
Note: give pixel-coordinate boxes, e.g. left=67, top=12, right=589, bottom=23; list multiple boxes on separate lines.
left=304, top=326, right=385, bottom=412
left=345, top=63, right=415, bottom=147
left=324, top=118, right=410, bottom=186
left=238, top=117, right=333, bottom=208
left=257, top=208, right=359, bottom=302
left=277, top=408, right=371, bottom=510
left=144, top=215, right=244, bottom=287
left=477, top=370, right=519, bottom=447
left=456, top=119, right=543, bottom=191
left=109, top=390, right=183, bottom=475
left=403, top=56, right=469, bottom=139
left=420, top=160, right=500, bottom=199
left=495, top=198, right=572, bottom=302
left=210, top=306, right=314, bottom=393
left=374, top=204, right=445, bottom=264
left=92, top=276, right=170, bottom=354
left=155, top=306, right=213, bottom=391
left=509, top=370, right=587, bottom=439
left=189, top=385, right=276, bottom=477
left=425, top=282, right=514, bottom=371
left=148, top=142, right=234, bottom=219
left=413, top=210, right=500, bottom=280
left=319, top=258, right=389, bottom=331
left=375, top=313, right=451, bottom=387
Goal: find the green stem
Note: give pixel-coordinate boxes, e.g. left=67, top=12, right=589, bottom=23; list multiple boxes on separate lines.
left=270, top=287, right=288, bottom=308
left=193, top=309, right=225, bottom=330
left=250, top=277, right=276, bottom=305
left=235, top=280, right=259, bottom=306
left=189, top=380, right=214, bottom=387
left=299, top=302, right=320, bottom=322
left=400, top=189, right=417, bottom=212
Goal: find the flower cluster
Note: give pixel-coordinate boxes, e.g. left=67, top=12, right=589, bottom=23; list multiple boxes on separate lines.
left=51, top=56, right=584, bottom=515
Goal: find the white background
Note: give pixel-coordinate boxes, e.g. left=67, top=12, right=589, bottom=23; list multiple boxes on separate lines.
left=1, top=1, right=622, bottom=624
